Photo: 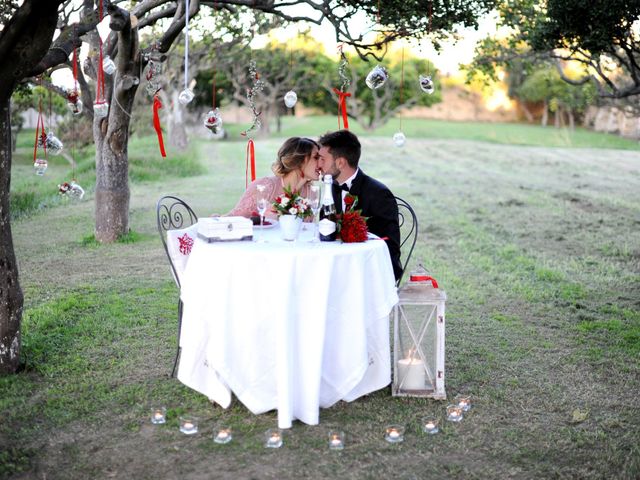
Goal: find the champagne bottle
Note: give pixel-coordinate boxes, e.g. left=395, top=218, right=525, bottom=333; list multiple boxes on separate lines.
left=318, top=174, right=337, bottom=241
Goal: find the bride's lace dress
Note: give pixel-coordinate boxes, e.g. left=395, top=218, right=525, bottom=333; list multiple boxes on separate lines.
left=226, top=176, right=313, bottom=221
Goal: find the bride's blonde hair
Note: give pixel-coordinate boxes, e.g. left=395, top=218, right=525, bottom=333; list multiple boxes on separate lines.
left=272, top=137, right=318, bottom=177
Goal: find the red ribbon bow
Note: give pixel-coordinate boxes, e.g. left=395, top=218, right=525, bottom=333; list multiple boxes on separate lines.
left=246, top=139, right=256, bottom=188
left=333, top=88, right=351, bottom=130
left=152, top=94, right=166, bottom=158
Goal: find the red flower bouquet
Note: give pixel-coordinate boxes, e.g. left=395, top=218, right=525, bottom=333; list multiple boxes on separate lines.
left=339, top=194, right=369, bottom=243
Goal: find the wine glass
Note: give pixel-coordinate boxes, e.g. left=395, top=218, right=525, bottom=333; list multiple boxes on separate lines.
left=256, top=185, right=268, bottom=243
left=307, top=184, right=321, bottom=243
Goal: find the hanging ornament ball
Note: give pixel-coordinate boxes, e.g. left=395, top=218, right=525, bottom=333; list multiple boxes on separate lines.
left=93, top=101, right=109, bottom=118
left=68, top=99, right=83, bottom=115
left=58, top=181, right=85, bottom=200
left=419, top=75, right=435, bottom=94
left=46, top=132, right=64, bottom=156
left=102, top=55, right=116, bottom=75
left=34, top=158, right=48, bottom=176
left=178, top=88, right=195, bottom=105
left=203, top=108, right=223, bottom=134
left=283, top=90, right=298, bottom=108
left=67, top=181, right=85, bottom=200
left=366, top=65, right=389, bottom=90
left=393, top=132, right=406, bottom=147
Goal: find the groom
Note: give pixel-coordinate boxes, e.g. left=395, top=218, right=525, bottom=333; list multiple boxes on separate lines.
left=317, top=130, right=403, bottom=281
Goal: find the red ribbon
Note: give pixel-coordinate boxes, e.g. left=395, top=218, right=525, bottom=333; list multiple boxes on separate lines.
left=409, top=274, right=439, bottom=288
left=246, top=139, right=256, bottom=188
left=152, top=94, right=166, bottom=157
left=333, top=88, right=351, bottom=130
left=33, top=104, right=46, bottom=161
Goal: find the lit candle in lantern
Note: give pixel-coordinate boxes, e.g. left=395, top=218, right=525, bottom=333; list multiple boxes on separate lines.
left=421, top=417, right=439, bottom=434
left=397, top=352, right=425, bottom=390
left=446, top=405, right=463, bottom=422
left=384, top=425, right=405, bottom=443
left=265, top=429, right=283, bottom=448
left=457, top=395, right=472, bottom=412
left=179, top=416, right=198, bottom=435
left=328, top=431, right=345, bottom=450
left=214, top=426, right=232, bottom=444
left=150, top=407, right=166, bottom=425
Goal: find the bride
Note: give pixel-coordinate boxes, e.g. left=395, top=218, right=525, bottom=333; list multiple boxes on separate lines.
left=226, top=137, right=320, bottom=220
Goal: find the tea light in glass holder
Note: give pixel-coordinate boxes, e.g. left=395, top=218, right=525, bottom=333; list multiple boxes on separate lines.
left=421, top=417, right=439, bottom=434
left=179, top=416, right=198, bottom=435
left=384, top=425, right=405, bottom=443
left=446, top=404, right=463, bottom=422
left=328, top=431, right=345, bottom=450
left=457, top=395, right=472, bottom=412
left=150, top=407, right=166, bottom=424
left=213, top=426, right=232, bottom=444
left=265, top=428, right=283, bottom=448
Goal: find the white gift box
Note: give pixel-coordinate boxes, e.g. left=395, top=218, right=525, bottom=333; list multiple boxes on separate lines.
left=197, top=216, right=253, bottom=242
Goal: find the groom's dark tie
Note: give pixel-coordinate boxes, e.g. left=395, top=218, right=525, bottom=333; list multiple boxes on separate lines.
left=340, top=184, right=350, bottom=192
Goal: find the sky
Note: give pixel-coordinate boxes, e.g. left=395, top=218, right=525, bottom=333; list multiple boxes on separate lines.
left=251, top=7, right=502, bottom=76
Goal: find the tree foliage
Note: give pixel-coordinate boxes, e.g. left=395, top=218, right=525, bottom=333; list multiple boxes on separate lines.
left=470, top=0, right=640, bottom=104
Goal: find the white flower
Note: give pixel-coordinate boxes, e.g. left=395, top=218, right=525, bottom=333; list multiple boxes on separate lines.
left=289, top=207, right=298, bottom=215
left=280, top=196, right=290, bottom=207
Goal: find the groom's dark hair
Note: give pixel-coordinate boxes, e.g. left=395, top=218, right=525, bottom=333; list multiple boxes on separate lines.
left=318, top=130, right=361, bottom=169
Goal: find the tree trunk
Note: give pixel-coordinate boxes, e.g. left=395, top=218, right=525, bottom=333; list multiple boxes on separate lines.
left=0, top=99, right=24, bottom=374
left=0, top=0, right=63, bottom=373
left=94, top=8, right=140, bottom=243
left=568, top=110, right=575, bottom=130
left=520, top=102, right=534, bottom=122
left=541, top=100, right=549, bottom=126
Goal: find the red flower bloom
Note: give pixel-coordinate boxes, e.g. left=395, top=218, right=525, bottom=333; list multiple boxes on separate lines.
left=344, top=193, right=357, bottom=212
left=178, top=233, right=194, bottom=255
left=340, top=210, right=368, bottom=243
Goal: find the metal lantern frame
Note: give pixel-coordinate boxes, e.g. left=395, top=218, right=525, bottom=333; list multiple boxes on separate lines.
left=392, top=271, right=446, bottom=399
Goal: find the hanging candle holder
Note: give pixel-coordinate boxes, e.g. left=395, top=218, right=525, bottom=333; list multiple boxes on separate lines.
left=46, top=131, right=64, bottom=155
left=393, top=132, right=406, bottom=147
left=67, top=181, right=85, bottom=200
left=145, top=50, right=163, bottom=96
left=178, top=88, right=195, bottom=105
left=102, top=55, right=116, bottom=75
left=66, top=90, right=83, bottom=115
left=365, top=65, right=389, bottom=89
left=283, top=90, right=298, bottom=109
left=33, top=158, right=48, bottom=176
left=93, top=100, right=109, bottom=118
left=179, top=0, right=195, bottom=106
left=419, top=75, right=435, bottom=94
left=203, top=108, right=223, bottom=135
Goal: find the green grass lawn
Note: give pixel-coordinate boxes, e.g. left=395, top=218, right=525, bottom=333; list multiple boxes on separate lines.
left=2, top=119, right=639, bottom=479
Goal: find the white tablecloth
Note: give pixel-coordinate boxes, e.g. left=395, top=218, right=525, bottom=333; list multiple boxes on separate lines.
left=176, top=224, right=399, bottom=428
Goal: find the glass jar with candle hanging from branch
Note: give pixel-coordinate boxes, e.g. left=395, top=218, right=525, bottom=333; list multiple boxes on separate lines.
left=392, top=264, right=446, bottom=399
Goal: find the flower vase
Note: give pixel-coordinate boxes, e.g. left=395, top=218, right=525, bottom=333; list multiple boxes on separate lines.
left=279, top=215, right=303, bottom=241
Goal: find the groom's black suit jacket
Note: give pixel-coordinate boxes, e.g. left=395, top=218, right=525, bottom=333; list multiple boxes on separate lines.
left=333, top=169, right=403, bottom=281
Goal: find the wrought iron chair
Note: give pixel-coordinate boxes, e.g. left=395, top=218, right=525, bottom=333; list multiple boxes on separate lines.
left=395, top=196, right=418, bottom=287
left=156, top=195, right=198, bottom=377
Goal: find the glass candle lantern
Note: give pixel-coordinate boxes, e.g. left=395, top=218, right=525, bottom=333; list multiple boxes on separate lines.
left=33, top=158, right=48, bottom=176
left=392, top=265, right=447, bottom=399
left=421, top=417, right=439, bottom=434
left=93, top=101, right=109, bottom=119
left=447, top=405, right=463, bottom=422
left=265, top=428, right=283, bottom=448
left=328, top=431, right=345, bottom=450
left=150, top=407, right=166, bottom=424
left=213, top=426, right=233, bottom=444
left=179, top=416, right=198, bottom=435
left=384, top=425, right=405, bottom=443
